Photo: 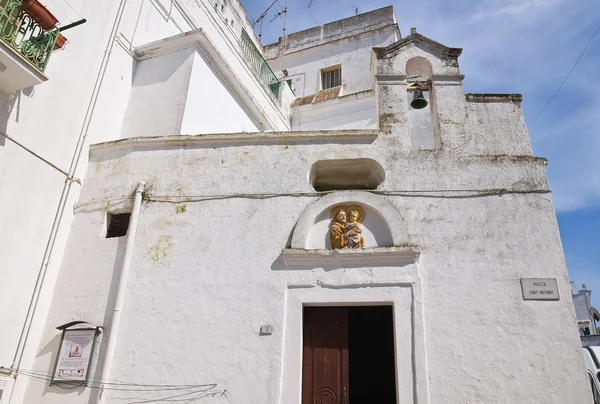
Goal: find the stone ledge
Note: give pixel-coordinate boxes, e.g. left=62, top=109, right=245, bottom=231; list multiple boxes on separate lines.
left=90, top=130, right=379, bottom=156
left=282, top=247, right=420, bottom=267
left=466, top=93, right=523, bottom=103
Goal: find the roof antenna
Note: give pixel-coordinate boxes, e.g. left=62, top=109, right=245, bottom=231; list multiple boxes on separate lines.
left=269, top=1, right=289, bottom=70
left=254, top=0, right=278, bottom=42
left=308, top=0, right=318, bottom=25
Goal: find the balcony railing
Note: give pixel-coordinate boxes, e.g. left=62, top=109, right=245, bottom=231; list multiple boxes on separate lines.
left=0, top=0, right=59, bottom=72
left=240, top=28, right=281, bottom=100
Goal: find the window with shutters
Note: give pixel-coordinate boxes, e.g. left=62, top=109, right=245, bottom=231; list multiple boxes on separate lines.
left=321, top=65, right=341, bottom=89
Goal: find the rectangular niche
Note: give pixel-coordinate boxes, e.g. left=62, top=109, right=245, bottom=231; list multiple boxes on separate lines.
left=106, top=212, right=131, bottom=238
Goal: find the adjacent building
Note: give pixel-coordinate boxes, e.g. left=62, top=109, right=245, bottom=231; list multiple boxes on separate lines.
left=265, top=7, right=400, bottom=131
left=572, top=282, right=599, bottom=336
left=0, top=1, right=593, bottom=403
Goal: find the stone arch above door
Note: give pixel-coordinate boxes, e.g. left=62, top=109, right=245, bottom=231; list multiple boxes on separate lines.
left=290, top=191, right=410, bottom=249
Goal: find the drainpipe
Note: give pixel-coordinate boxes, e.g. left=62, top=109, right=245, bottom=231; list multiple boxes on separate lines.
left=94, top=181, right=146, bottom=403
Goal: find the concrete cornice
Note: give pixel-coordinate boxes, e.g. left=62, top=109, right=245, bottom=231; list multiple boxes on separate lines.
left=265, top=23, right=400, bottom=60
left=466, top=93, right=523, bottom=103
left=264, top=6, right=400, bottom=59
left=134, top=29, right=209, bottom=61
left=89, top=130, right=379, bottom=156
left=281, top=247, right=420, bottom=267
left=375, top=74, right=465, bottom=85
left=373, top=33, right=462, bottom=60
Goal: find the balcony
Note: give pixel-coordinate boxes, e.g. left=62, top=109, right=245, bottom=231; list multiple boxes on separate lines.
left=0, top=0, right=66, bottom=93
left=240, top=29, right=281, bottom=101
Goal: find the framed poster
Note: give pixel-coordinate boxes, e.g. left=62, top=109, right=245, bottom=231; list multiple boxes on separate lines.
left=51, top=328, right=99, bottom=385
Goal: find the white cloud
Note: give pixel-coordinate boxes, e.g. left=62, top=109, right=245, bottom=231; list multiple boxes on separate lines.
left=470, top=0, right=564, bottom=23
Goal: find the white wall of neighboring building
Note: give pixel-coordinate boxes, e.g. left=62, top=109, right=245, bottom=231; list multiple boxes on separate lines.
left=181, top=52, right=259, bottom=133
left=267, top=26, right=398, bottom=98
left=265, top=7, right=399, bottom=130
left=121, top=48, right=196, bottom=137
left=121, top=47, right=259, bottom=137
left=0, top=2, right=151, bottom=395
left=291, top=91, right=376, bottom=130
left=0, top=0, right=289, bottom=402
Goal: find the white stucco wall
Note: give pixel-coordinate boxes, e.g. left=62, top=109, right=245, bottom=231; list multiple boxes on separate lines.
left=291, top=92, right=377, bottom=130
left=267, top=8, right=400, bottom=131
left=23, top=63, right=589, bottom=403
left=0, top=3, right=156, bottom=400
left=267, top=26, right=398, bottom=98
left=121, top=48, right=195, bottom=137
left=0, top=0, right=280, bottom=401
left=181, top=52, right=259, bottom=133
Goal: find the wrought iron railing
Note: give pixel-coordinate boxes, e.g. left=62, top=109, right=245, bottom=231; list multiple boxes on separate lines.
left=0, top=0, right=59, bottom=72
left=240, top=29, right=281, bottom=100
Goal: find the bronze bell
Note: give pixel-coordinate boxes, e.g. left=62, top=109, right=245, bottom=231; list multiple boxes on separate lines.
left=410, top=90, right=428, bottom=109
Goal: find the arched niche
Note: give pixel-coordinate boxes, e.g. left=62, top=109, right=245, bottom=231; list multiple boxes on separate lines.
left=307, top=203, right=392, bottom=249
left=406, top=56, right=433, bottom=80
left=309, top=159, right=385, bottom=191
left=290, top=191, right=410, bottom=249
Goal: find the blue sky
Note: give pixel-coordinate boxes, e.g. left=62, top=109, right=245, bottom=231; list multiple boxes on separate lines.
left=243, top=0, right=600, bottom=308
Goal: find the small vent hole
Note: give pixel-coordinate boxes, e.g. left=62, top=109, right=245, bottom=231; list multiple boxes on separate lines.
left=106, top=212, right=131, bottom=238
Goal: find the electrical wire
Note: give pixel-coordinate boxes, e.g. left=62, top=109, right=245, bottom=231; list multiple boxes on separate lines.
left=59, top=0, right=84, bottom=21
left=16, top=368, right=227, bottom=403
left=0, top=130, right=81, bottom=183
left=16, top=368, right=218, bottom=392
left=529, top=24, right=600, bottom=127
left=145, top=187, right=551, bottom=202
left=110, top=388, right=225, bottom=403
left=71, top=187, right=551, bottom=213
left=20, top=372, right=223, bottom=403
left=48, top=0, right=73, bottom=23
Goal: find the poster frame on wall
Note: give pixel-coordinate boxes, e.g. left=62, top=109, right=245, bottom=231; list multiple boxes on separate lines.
left=50, top=326, right=101, bottom=386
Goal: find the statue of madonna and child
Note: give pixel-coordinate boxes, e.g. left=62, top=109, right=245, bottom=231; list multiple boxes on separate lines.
left=329, top=205, right=365, bottom=249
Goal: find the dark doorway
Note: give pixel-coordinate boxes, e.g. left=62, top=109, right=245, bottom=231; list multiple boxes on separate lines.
left=348, top=306, right=396, bottom=404
left=302, top=306, right=396, bottom=404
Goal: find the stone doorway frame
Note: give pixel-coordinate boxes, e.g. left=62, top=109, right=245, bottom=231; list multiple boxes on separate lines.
left=279, top=283, right=429, bottom=404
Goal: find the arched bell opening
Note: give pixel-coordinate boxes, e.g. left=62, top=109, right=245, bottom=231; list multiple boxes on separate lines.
left=406, top=57, right=440, bottom=150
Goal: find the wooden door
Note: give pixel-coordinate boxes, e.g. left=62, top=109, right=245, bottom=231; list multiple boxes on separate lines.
left=302, top=307, right=349, bottom=404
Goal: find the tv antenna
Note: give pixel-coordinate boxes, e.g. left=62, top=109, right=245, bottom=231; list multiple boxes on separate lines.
left=308, top=0, right=318, bottom=25
left=269, top=1, right=288, bottom=50
left=254, top=0, right=278, bottom=41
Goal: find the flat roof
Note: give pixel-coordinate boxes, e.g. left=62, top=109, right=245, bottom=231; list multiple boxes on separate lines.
left=264, top=6, right=399, bottom=59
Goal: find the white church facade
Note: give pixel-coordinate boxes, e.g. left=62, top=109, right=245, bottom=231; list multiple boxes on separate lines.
left=0, top=1, right=592, bottom=404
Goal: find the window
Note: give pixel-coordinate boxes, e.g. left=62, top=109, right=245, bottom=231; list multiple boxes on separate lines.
left=286, top=79, right=294, bottom=91
left=106, top=212, right=131, bottom=238
left=321, top=65, right=341, bottom=89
